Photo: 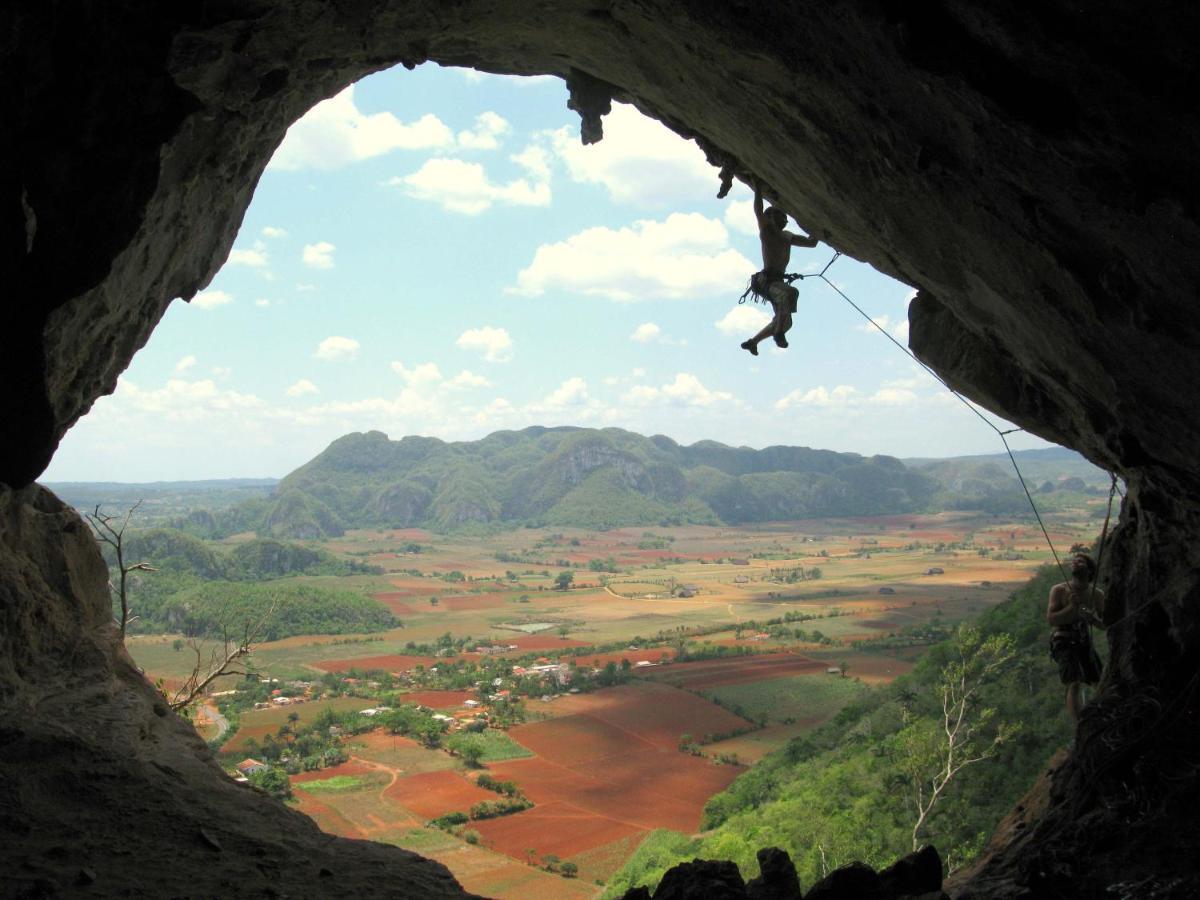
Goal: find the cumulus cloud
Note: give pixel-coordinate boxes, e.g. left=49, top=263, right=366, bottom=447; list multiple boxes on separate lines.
left=623, top=372, right=733, bottom=408
left=268, top=86, right=454, bottom=171
left=870, top=387, right=918, bottom=406
left=302, top=241, right=336, bottom=269
left=456, top=326, right=513, bottom=362
left=285, top=379, right=319, bottom=397
left=192, top=290, right=233, bottom=310
left=447, top=370, right=491, bottom=389
left=457, top=111, right=510, bottom=149
left=113, top=378, right=263, bottom=423
left=261, top=226, right=288, bottom=239
left=724, top=199, right=759, bottom=236
left=255, top=298, right=271, bottom=307
left=387, top=158, right=550, bottom=215
left=775, top=385, right=861, bottom=410
left=227, top=240, right=269, bottom=268
left=630, top=322, right=662, bottom=343
left=173, top=355, right=197, bottom=374
left=512, top=213, right=754, bottom=301
left=314, top=336, right=359, bottom=362
left=715, top=305, right=772, bottom=336
left=540, top=377, right=589, bottom=408
left=390, top=360, right=443, bottom=387
left=550, top=103, right=717, bottom=206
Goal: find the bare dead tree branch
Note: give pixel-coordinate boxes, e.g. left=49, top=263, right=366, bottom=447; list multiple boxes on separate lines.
left=85, top=501, right=157, bottom=641
left=168, top=598, right=277, bottom=712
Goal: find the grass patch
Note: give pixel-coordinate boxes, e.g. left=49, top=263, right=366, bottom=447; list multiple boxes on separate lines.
left=701, top=674, right=870, bottom=726
left=297, top=774, right=370, bottom=792
left=475, top=729, right=534, bottom=763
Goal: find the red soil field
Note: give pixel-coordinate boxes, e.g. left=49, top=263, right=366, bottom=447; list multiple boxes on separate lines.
left=651, top=652, right=825, bottom=690
left=369, top=591, right=417, bottom=615
left=489, top=751, right=739, bottom=834
left=385, top=770, right=497, bottom=819
left=439, top=594, right=509, bottom=611
left=473, top=800, right=645, bottom=860
left=505, top=635, right=591, bottom=652
left=398, top=690, right=475, bottom=709
left=291, top=789, right=363, bottom=839
left=576, top=647, right=676, bottom=668
left=313, top=654, right=438, bottom=673
left=543, top=682, right=750, bottom=752
left=291, top=760, right=375, bottom=783
left=859, top=619, right=902, bottom=630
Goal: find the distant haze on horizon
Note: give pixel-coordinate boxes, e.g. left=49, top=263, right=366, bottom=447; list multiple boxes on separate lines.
left=44, top=64, right=1051, bottom=484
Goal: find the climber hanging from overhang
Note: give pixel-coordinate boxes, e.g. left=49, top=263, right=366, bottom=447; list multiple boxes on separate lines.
left=737, top=183, right=819, bottom=356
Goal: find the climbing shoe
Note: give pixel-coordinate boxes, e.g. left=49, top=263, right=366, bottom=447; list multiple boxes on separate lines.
left=740, top=340, right=758, bottom=356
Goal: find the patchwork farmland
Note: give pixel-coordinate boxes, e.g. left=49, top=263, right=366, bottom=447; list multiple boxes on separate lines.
left=129, top=507, right=1101, bottom=896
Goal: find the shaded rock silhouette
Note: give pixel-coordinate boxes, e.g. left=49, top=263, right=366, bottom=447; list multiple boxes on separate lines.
left=4, top=2, right=1200, bottom=896
left=747, top=847, right=803, bottom=900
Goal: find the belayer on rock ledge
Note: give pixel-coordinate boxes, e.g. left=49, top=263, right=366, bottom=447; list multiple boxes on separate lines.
left=739, top=184, right=819, bottom=356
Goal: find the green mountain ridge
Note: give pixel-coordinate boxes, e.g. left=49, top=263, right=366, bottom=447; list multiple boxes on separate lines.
left=192, top=427, right=946, bottom=538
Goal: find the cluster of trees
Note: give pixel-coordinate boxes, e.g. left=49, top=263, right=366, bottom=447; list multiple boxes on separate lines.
left=127, top=579, right=397, bottom=640
left=605, top=566, right=1076, bottom=897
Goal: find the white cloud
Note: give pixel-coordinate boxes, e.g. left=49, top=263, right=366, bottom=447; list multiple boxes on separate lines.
left=314, top=336, right=359, bottom=362
left=540, top=377, right=589, bottom=408
left=255, top=298, right=271, bottom=307
left=456, top=326, right=513, bottom=362
left=632, top=367, right=646, bottom=377
left=285, top=379, right=319, bottom=397
left=302, top=241, right=336, bottom=269
left=512, top=145, right=551, bottom=181
left=630, top=322, right=662, bottom=343
left=457, top=111, right=510, bottom=150
left=551, top=103, right=717, bottom=206
left=261, top=226, right=288, bottom=239
left=447, top=370, right=491, bottom=389
left=268, top=85, right=454, bottom=171
left=295, top=283, right=317, bottom=293
left=390, top=361, right=443, bottom=387
left=869, top=387, right=918, bottom=406
left=512, top=213, right=753, bottom=301
left=227, top=240, right=269, bottom=268
left=211, top=366, right=232, bottom=379
left=724, top=199, right=759, bottom=236
left=775, top=385, right=861, bottom=410
left=715, top=305, right=772, bottom=336
left=112, top=378, right=263, bottom=423
left=173, top=355, right=196, bottom=374
left=192, top=290, right=233, bottom=310
left=623, top=372, right=733, bottom=408
left=388, top=158, right=550, bottom=215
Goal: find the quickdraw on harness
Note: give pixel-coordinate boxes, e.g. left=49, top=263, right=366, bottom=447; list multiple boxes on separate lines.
left=738, top=271, right=804, bottom=305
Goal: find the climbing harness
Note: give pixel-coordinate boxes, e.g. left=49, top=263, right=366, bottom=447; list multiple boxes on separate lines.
left=739, top=271, right=804, bottom=306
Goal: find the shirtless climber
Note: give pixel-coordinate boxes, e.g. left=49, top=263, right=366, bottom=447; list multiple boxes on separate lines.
left=1046, top=552, right=1105, bottom=722
left=740, top=185, right=819, bottom=356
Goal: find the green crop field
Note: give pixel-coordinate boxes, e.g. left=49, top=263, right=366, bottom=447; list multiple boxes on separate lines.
left=700, top=673, right=871, bottom=726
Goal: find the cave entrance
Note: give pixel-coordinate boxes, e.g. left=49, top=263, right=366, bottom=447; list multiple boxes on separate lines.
left=40, top=61, right=1083, bottom=897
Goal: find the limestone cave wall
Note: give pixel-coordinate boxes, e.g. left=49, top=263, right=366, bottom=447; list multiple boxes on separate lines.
left=3, top=1, right=1198, bottom=896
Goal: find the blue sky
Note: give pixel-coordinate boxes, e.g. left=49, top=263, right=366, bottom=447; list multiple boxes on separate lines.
left=45, top=64, right=1049, bottom=482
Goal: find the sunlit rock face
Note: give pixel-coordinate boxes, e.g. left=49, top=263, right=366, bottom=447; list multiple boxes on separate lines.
left=3, top=1, right=1199, bottom=896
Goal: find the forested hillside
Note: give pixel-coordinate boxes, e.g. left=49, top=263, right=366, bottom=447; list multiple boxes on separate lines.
left=605, top=566, right=1078, bottom=896
left=182, top=427, right=941, bottom=538
left=107, top=530, right=394, bottom=640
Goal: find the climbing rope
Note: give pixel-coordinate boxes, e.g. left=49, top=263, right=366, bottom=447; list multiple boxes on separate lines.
left=793, top=250, right=1075, bottom=583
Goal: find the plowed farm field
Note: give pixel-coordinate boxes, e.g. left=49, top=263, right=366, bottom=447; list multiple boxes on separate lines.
left=470, top=682, right=747, bottom=864
left=646, top=652, right=826, bottom=690
left=386, top=769, right=498, bottom=820
left=313, top=653, right=438, bottom=673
